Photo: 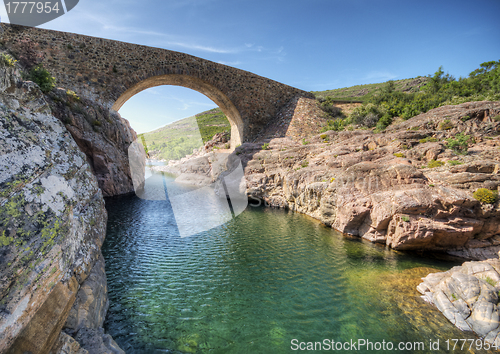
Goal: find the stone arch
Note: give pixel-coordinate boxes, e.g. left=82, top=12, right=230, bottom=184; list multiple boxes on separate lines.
left=112, top=74, right=244, bottom=149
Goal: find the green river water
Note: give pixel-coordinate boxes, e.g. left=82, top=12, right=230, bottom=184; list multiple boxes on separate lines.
left=102, top=172, right=493, bottom=353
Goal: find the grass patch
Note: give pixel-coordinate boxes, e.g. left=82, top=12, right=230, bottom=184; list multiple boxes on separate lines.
left=0, top=53, right=17, bottom=67
left=439, top=119, right=454, bottom=130
left=427, top=160, right=444, bottom=168
left=419, top=137, right=438, bottom=144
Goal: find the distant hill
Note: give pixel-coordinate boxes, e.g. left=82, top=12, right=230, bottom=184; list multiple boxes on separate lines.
left=312, top=77, right=429, bottom=102
left=139, top=108, right=230, bottom=161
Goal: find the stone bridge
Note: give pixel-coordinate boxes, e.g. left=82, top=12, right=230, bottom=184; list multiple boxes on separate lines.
left=0, top=24, right=313, bottom=148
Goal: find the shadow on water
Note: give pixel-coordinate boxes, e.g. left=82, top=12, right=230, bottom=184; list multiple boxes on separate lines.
left=102, top=173, right=494, bottom=354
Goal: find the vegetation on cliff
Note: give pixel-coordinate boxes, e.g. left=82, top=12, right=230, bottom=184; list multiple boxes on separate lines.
left=139, top=108, right=230, bottom=161
left=317, top=60, right=500, bottom=132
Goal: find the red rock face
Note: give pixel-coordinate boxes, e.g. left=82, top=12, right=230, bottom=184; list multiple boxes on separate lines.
left=0, top=66, right=108, bottom=353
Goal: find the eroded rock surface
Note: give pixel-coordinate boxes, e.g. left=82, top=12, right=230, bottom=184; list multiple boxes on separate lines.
left=241, top=101, right=500, bottom=256
left=418, top=258, right=500, bottom=345
left=0, top=65, right=106, bottom=353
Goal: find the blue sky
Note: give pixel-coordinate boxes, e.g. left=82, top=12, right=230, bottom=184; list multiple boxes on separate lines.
left=2, top=0, right=500, bottom=133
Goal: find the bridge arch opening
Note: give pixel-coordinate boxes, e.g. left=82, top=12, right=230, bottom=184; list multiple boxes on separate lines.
left=112, top=74, right=244, bottom=149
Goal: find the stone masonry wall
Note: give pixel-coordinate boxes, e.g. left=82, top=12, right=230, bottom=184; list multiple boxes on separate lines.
left=0, top=24, right=313, bottom=143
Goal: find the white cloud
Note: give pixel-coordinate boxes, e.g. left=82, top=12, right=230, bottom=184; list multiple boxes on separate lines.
left=362, top=71, right=398, bottom=82
left=217, top=60, right=242, bottom=66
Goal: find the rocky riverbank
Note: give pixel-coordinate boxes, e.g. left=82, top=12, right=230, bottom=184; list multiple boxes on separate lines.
left=0, top=62, right=138, bottom=353
left=160, top=99, right=500, bottom=258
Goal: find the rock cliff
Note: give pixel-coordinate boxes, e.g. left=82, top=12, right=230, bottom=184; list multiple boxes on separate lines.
left=0, top=59, right=135, bottom=352
left=418, top=256, right=500, bottom=346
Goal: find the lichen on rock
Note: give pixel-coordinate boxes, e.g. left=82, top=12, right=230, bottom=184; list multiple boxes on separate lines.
left=0, top=61, right=108, bottom=353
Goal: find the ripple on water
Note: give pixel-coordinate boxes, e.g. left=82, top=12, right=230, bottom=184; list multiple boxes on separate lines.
left=103, top=182, right=495, bottom=354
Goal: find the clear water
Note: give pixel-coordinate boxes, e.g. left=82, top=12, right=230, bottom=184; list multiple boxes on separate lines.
left=102, top=173, right=493, bottom=353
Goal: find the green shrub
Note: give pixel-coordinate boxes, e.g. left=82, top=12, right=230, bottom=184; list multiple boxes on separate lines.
left=493, top=115, right=500, bottom=122
left=460, top=115, right=471, bottom=122
left=318, top=97, right=344, bottom=118
left=262, top=143, right=270, bottom=150
left=321, top=119, right=345, bottom=132
left=0, top=53, right=17, bottom=67
left=320, top=134, right=328, bottom=140
left=302, top=139, right=310, bottom=145
left=61, top=116, right=72, bottom=125
left=301, top=160, right=309, bottom=168
left=30, top=65, right=56, bottom=93
left=349, top=103, right=389, bottom=128
left=448, top=160, right=463, bottom=166
left=427, top=160, right=444, bottom=168
left=401, top=215, right=410, bottom=222
left=393, top=153, right=405, bottom=158
left=439, top=119, right=454, bottom=130
left=473, top=188, right=498, bottom=204
left=376, top=114, right=394, bottom=130
left=445, top=133, right=475, bottom=154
